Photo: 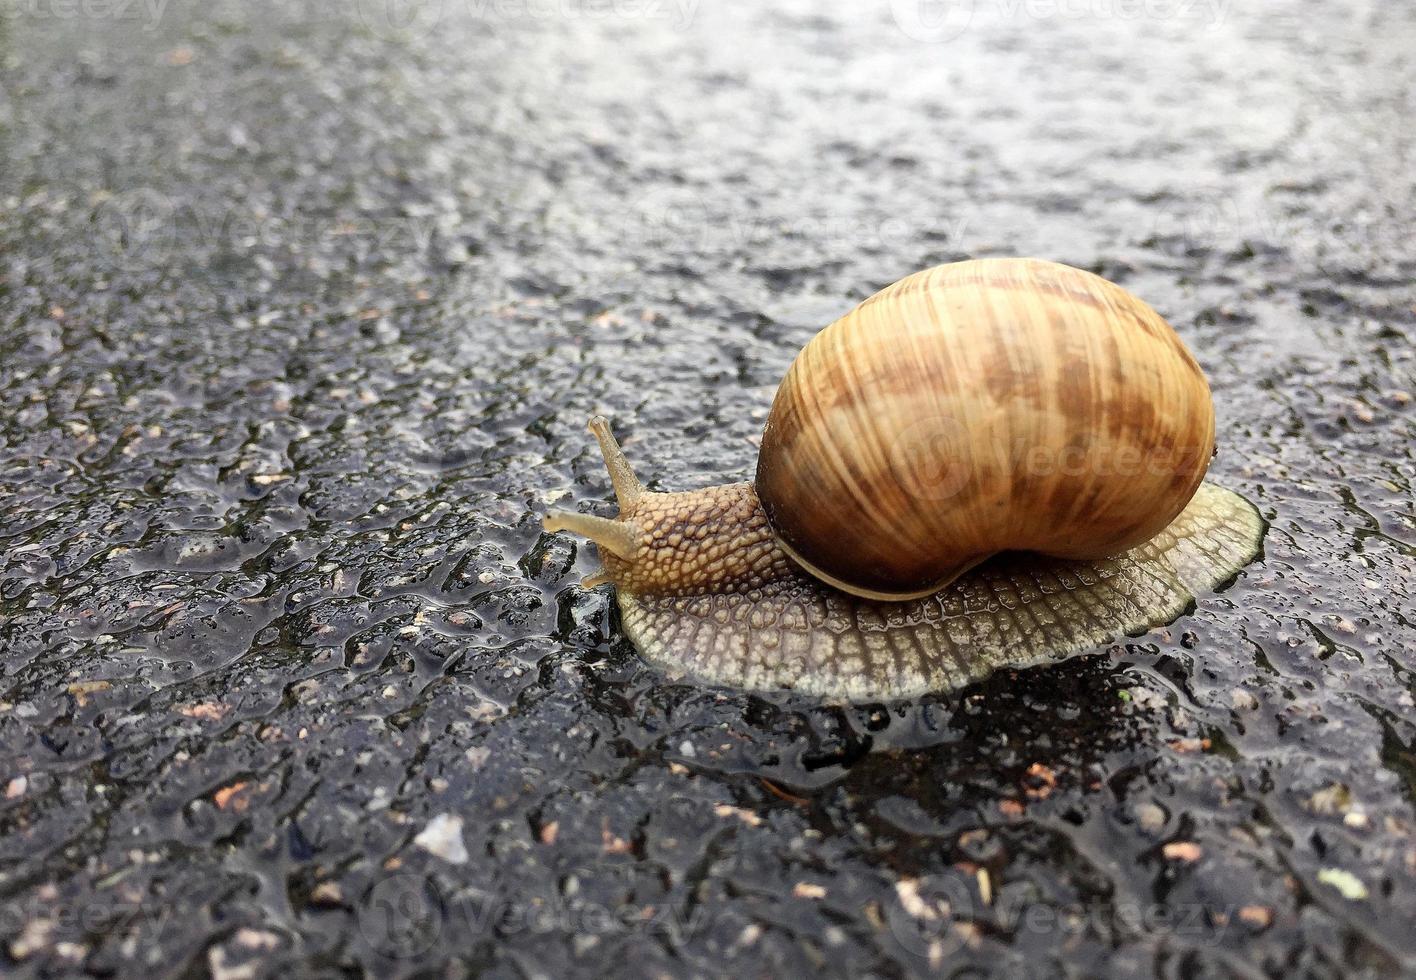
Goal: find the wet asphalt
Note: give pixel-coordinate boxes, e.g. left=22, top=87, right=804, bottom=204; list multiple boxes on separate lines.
left=1, top=0, right=1414, bottom=976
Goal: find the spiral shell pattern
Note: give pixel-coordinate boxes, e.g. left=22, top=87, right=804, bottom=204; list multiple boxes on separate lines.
left=756, top=258, right=1216, bottom=600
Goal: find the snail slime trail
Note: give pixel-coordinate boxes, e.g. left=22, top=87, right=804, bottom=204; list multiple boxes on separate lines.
left=545, top=258, right=1265, bottom=701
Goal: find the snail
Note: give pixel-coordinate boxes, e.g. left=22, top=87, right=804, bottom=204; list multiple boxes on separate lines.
left=544, top=258, right=1264, bottom=701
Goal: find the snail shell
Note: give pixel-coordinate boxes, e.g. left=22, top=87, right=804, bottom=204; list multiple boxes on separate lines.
left=757, top=258, right=1216, bottom=600
left=543, top=258, right=1264, bottom=701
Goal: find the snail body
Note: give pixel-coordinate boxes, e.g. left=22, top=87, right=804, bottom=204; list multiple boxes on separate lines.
left=544, top=258, right=1263, bottom=701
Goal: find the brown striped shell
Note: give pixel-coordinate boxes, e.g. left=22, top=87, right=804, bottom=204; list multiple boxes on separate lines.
left=755, top=258, right=1216, bottom=601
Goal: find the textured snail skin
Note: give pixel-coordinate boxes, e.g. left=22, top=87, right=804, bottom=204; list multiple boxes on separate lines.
left=591, top=483, right=799, bottom=598
left=543, top=418, right=1264, bottom=702
left=618, top=482, right=1261, bottom=701
left=757, top=258, right=1216, bottom=600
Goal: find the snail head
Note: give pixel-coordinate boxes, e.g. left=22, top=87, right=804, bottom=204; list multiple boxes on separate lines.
left=543, top=417, right=796, bottom=596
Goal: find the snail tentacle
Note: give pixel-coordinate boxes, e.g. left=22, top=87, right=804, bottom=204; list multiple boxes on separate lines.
left=587, top=414, right=643, bottom=514
left=543, top=415, right=649, bottom=584
left=541, top=510, right=639, bottom=560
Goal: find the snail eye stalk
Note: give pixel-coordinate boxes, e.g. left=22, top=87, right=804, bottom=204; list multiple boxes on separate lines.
left=541, top=510, right=638, bottom=559
left=587, top=415, right=642, bottom=515
left=543, top=416, right=643, bottom=571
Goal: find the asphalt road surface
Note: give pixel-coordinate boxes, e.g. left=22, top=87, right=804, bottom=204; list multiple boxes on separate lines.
left=1, top=0, right=1413, bottom=976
